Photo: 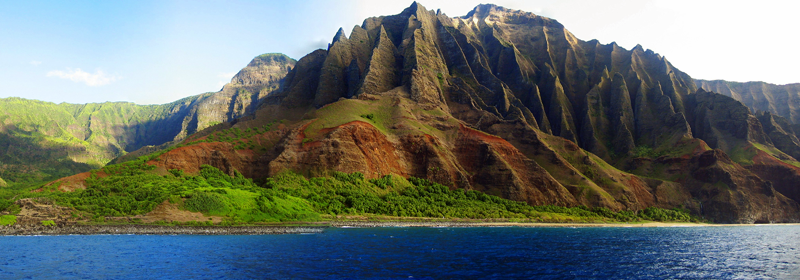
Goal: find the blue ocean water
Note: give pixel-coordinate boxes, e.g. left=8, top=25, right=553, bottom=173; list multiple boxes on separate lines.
left=1, top=226, right=799, bottom=279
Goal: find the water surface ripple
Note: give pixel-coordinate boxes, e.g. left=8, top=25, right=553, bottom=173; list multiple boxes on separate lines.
left=1, top=225, right=799, bottom=279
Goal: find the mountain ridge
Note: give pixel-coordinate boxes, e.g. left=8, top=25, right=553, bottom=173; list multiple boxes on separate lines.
left=696, top=79, right=800, bottom=125
left=2, top=3, right=800, bottom=224
left=0, top=53, right=295, bottom=186
left=118, top=2, right=798, bottom=222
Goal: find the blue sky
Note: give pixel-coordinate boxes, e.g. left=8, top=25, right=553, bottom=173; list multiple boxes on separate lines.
left=1, top=0, right=797, bottom=105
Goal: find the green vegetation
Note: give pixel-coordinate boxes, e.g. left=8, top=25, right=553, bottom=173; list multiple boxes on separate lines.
left=0, top=95, right=208, bottom=187
left=304, top=97, right=393, bottom=139
left=360, top=113, right=375, bottom=122
left=0, top=197, right=13, bottom=212
left=184, top=123, right=276, bottom=151
left=13, top=156, right=320, bottom=223
left=3, top=152, right=700, bottom=224
left=729, top=143, right=757, bottom=165
left=1, top=186, right=23, bottom=215
left=633, top=145, right=661, bottom=158
left=298, top=91, right=459, bottom=148
left=0, top=215, right=16, bottom=226
left=270, top=172, right=698, bottom=222
left=41, top=220, right=55, bottom=227
left=751, top=142, right=800, bottom=168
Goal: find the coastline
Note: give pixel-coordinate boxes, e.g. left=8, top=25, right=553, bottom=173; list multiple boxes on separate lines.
left=3, top=221, right=799, bottom=236
left=327, top=221, right=788, bottom=228
left=0, top=224, right=326, bottom=236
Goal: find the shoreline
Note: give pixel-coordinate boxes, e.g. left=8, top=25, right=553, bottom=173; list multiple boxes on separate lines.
left=328, top=221, right=800, bottom=228
left=0, top=224, right=327, bottom=236
left=2, top=221, right=799, bottom=236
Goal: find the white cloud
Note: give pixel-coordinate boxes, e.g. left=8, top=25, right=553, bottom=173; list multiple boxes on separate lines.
left=46, top=68, right=120, bottom=86
left=218, top=72, right=237, bottom=79
left=30, top=60, right=42, bottom=66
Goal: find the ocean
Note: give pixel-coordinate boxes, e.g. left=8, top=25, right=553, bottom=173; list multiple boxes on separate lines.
left=1, top=225, right=799, bottom=279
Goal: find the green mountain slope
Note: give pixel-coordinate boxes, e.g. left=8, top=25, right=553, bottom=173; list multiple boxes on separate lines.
left=0, top=54, right=295, bottom=186
left=6, top=154, right=697, bottom=226
left=2, top=4, right=800, bottom=224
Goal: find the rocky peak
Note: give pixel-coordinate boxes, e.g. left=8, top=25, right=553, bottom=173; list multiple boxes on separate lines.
left=463, top=3, right=562, bottom=28
left=246, top=53, right=294, bottom=68
left=331, top=27, right=349, bottom=46
left=464, top=4, right=502, bottom=18
left=168, top=52, right=296, bottom=141
left=240, top=3, right=800, bottom=222
left=230, top=53, right=296, bottom=87
left=401, top=1, right=425, bottom=16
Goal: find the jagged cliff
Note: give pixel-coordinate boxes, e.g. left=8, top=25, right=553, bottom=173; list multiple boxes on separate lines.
left=42, top=3, right=800, bottom=223
left=696, top=80, right=800, bottom=125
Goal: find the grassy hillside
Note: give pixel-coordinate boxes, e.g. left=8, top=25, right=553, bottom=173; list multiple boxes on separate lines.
left=0, top=96, right=203, bottom=186
left=0, top=150, right=699, bottom=225
left=0, top=53, right=296, bottom=188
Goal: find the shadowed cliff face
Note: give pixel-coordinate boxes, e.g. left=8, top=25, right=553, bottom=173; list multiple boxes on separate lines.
left=457, top=5, right=700, bottom=159
left=696, top=80, right=800, bottom=125
left=164, top=53, right=297, bottom=142
left=46, top=3, right=800, bottom=223
left=684, top=149, right=800, bottom=223
left=268, top=3, right=699, bottom=161
left=258, top=2, right=800, bottom=222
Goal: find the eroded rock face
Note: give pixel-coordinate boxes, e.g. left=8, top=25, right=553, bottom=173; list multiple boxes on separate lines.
left=174, top=54, right=296, bottom=140
left=267, top=50, right=327, bottom=108
left=454, top=124, right=576, bottom=206
left=264, top=121, right=408, bottom=178
left=149, top=142, right=259, bottom=178
left=687, top=90, right=772, bottom=151
left=757, top=112, right=800, bottom=161
left=697, top=79, right=800, bottom=124
left=184, top=3, right=800, bottom=222
left=360, top=26, right=400, bottom=96
left=267, top=3, right=699, bottom=161
left=257, top=120, right=576, bottom=207
left=687, top=150, right=800, bottom=223
left=44, top=3, right=800, bottom=223
left=746, top=148, right=800, bottom=207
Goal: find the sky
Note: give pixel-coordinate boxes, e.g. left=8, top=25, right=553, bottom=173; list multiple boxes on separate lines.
left=1, top=0, right=797, bottom=105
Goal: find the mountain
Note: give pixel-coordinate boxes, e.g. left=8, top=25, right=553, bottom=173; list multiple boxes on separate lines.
left=696, top=79, right=800, bottom=159
left=9, top=3, right=800, bottom=223
left=0, top=53, right=295, bottom=186
left=696, top=80, right=800, bottom=124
